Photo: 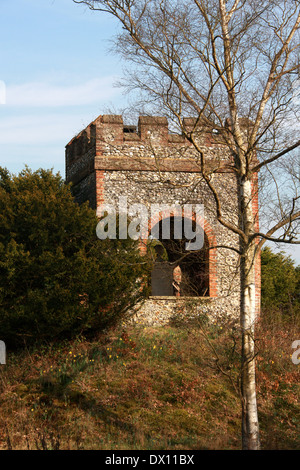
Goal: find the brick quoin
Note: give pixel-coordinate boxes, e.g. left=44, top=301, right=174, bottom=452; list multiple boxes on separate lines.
left=204, top=220, right=218, bottom=298
left=65, top=114, right=261, bottom=319
left=95, top=170, right=105, bottom=207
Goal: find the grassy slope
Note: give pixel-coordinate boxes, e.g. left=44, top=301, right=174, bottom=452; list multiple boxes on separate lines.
left=0, top=315, right=299, bottom=450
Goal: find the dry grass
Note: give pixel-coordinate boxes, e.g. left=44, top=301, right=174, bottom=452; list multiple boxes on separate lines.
left=0, top=314, right=299, bottom=450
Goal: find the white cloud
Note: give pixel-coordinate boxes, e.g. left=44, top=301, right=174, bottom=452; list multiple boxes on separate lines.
left=6, top=77, right=119, bottom=107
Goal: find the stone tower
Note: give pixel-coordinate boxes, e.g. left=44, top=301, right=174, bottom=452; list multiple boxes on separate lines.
left=65, top=114, right=260, bottom=324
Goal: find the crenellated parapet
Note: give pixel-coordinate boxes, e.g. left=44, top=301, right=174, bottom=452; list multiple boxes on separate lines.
left=65, top=114, right=232, bottom=187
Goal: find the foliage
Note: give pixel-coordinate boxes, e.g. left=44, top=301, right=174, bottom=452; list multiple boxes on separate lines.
left=261, top=247, right=300, bottom=312
left=0, top=167, right=150, bottom=347
left=0, top=320, right=298, bottom=450
left=147, top=239, right=169, bottom=261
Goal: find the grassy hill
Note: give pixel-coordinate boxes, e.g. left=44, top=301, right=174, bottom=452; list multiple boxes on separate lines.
left=0, top=313, right=299, bottom=450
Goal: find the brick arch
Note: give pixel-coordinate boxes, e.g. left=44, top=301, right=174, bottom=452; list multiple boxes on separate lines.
left=143, top=212, right=218, bottom=298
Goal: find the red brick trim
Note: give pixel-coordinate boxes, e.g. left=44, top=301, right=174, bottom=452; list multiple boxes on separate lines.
left=96, top=170, right=105, bottom=208
left=94, top=156, right=234, bottom=173
left=203, top=219, right=218, bottom=298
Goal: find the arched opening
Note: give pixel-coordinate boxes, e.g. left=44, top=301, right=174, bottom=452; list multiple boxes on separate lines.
left=149, top=216, right=210, bottom=297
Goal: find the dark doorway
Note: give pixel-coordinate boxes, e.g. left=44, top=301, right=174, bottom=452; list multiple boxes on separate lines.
left=150, top=216, right=209, bottom=297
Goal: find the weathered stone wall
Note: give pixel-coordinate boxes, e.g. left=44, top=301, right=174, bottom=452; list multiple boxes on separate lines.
left=129, top=296, right=240, bottom=327
left=103, top=169, right=241, bottom=300
left=65, top=114, right=261, bottom=322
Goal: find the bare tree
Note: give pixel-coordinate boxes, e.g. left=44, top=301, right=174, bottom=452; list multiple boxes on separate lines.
left=73, top=0, right=300, bottom=450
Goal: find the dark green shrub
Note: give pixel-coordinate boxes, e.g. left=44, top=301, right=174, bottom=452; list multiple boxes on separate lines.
left=0, top=167, right=150, bottom=347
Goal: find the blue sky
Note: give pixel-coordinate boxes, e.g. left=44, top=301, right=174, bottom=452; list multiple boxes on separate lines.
left=1, top=0, right=299, bottom=264
left=0, top=0, right=126, bottom=176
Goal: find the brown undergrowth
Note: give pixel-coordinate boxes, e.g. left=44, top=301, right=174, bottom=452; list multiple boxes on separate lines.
left=0, top=312, right=298, bottom=450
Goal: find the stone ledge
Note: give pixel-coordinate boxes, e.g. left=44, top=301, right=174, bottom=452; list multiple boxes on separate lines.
left=94, top=156, right=234, bottom=173
left=148, top=296, right=213, bottom=301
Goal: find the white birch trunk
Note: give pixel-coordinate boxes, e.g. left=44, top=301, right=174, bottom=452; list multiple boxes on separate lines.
left=239, top=179, right=260, bottom=450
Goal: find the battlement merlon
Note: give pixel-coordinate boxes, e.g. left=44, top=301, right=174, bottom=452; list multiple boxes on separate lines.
left=65, top=114, right=257, bottom=184
left=65, top=114, right=227, bottom=149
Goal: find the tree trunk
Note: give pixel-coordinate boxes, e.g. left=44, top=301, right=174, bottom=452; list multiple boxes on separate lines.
left=239, top=179, right=260, bottom=450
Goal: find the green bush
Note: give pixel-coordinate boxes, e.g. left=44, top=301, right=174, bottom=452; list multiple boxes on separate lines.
left=261, top=247, right=300, bottom=324
left=0, top=167, right=150, bottom=347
